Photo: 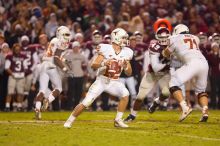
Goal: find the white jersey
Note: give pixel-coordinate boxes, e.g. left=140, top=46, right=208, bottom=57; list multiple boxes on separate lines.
left=41, top=38, right=66, bottom=70
left=168, top=34, right=206, bottom=63
left=97, top=44, right=133, bottom=77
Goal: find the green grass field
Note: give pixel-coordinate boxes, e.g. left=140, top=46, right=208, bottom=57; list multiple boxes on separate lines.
left=0, top=110, right=220, bottom=146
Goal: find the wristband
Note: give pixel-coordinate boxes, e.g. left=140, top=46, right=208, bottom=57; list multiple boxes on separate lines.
left=63, top=67, right=68, bottom=72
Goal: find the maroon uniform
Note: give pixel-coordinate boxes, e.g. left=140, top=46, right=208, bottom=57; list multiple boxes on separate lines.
left=5, top=53, right=26, bottom=75
left=21, top=44, right=39, bottom=75
left=148, top=40, right=170, bottom=73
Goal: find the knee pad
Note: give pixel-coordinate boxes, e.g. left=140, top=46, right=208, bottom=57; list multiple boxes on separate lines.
left=161, top=87, right=170, bottom=97
left=136, top=89, right=147, bottom=100
left=197, top=92, right=208, bottom=99
left=169, top=86, right=181, bottom=95
left=81, top=92, right=97, bottom=108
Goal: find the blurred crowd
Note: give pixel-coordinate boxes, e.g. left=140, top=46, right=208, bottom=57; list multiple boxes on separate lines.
left=0, top=0, right=220, bottom=112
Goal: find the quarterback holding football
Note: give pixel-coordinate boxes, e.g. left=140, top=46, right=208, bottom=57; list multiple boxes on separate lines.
left=64, top=28, right=133, bottom=128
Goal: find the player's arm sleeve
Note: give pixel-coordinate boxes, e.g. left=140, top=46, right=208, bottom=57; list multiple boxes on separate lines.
left=32, top=64, right=40, bottom=84
left=96, top=44, right=106, bottom=56
left=90, top=44, right=106, bottom=70
left=4, top=59, right=11, bottom=69
left=54, top=56, right=66, bottom=70
left=150, top=53, right=167, bottom=73
left=90, top=54, right=105, bottom=70
left=127, top=49, right=134, bottom=60
left=31, top=52, right=39, bottom=71
left=123, top=48, right=133, bottom=76
left=5, top=59, right=13, bottom=75
left=166, top=37, right=175, bottom=53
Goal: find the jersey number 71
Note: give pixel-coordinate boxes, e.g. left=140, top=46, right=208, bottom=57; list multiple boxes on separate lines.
left=184, top=38, right=199, bottom=50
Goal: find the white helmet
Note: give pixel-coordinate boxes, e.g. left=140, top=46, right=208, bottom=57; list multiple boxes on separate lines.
left=111, top=28, right=129, bottom=47
left=56, top=26, right=71, bottom=43
left=155, top=27, right=170, bottom=45
left=173, top=24, right=189, bottom=35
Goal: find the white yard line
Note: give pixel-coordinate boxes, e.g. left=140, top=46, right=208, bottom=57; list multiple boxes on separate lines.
left=74, top=126, right=220, bottom=142
left=0, top=120, right=220, bottom=142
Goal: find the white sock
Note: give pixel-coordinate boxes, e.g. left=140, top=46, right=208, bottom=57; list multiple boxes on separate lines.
left=131, top=109, right=137, bottom=117
left=35, top=101, right=42, bottom=110
left=48, top=94, right=55, bottom=103
left=202, top=105, right=208, bottom=110
left=155, top=97, right=160, bottom=104
left=17, top=103, right=22, bottom=108
left=6, top=102, right=10, bottom=108
left=180, top=100, right=188, bottom=111
left=202, top=106, right=208, bottom=114
left=115, top=111, right=123, bottom=121
left=66, top=114, right=76, bottom=123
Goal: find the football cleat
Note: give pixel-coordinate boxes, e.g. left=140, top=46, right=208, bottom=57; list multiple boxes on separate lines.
left=114, top=119, right=129, bottom=128
left=64, top=120, right=72, bottom=129
left=199, top=114, right=208, bottom=122
left=17, top=107, right=23, bottom=112
left=199, top=109, right=208, bottom=122
left=35, top=109, right=42, bottom=120
left=42, top=98, right=49, bottom=111
left=148, top=101, right=159, bottom=114
left=179, top=107, right=192, bottom=122
left=124, top=114, right=136, bottom=122
left=4, top=107, right=10, bottom=112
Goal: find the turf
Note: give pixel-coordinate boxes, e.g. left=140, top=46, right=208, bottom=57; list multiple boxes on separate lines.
left=0, top=110, right=219, bottom=146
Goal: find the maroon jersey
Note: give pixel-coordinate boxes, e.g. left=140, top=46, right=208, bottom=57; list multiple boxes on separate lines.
left=6, top=53, right=26, bottom=73
left=31, top=44, right=46, bottom=61
left=148, top=40, right=170, bottom=73
left=21, top=44, right=39, bottom=75
left=85, top=41, right=97, bottom=59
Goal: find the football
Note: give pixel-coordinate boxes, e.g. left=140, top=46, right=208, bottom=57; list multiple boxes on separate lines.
left=107, top=60, right=120, bottom=78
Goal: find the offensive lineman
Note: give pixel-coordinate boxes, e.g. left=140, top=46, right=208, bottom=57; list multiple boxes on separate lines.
left=162, top=24, right=209, bottom=122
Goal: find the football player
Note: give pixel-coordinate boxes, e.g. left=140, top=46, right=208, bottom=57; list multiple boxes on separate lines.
left=64, top=28, right=133, bottom=128
left=124, top=27, right=172, bottom=122
left=162, top=24, right=209, bottom=122
left=20, top=35, right=39, bottom=102
left=5, top=43, right=26, bottom=111
left=34, top=26, right=71, bottom=119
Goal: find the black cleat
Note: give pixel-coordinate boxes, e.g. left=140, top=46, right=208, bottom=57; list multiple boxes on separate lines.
left=42, top=98, right=49, bottom=111
left=199, top=115, right=208, bottom=122
left=148, top=101, right=159, bottom=114
left=17, top=107, right=23, bottom=112
left=4, top=107, right=10, bottom=112
left=199, top=109, right=208, bottom=122
left=124, top=114, right=136, bottom=122
left=35, top=109, right=42, bottom=120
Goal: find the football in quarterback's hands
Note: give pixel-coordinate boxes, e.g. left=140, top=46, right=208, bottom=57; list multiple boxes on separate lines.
left=107, top=60, right=121, bottom=77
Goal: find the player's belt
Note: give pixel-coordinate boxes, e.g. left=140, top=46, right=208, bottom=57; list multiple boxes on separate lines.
left=103, top=74, right=119, bottom=79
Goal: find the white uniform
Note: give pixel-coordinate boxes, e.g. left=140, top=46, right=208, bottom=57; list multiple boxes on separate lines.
left=82, top=44, right=133, bottom=107
left=168, top=34, right=209, bottom=94
left=38, top=38, right=64, bottom=94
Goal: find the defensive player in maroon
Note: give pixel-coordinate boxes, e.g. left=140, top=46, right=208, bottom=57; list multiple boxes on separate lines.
left=4, top=43, right=26, bottom=111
